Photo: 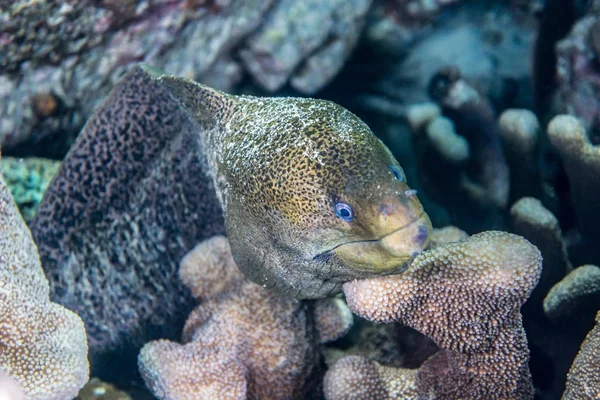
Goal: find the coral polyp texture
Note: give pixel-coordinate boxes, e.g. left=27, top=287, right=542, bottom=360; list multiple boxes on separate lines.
left=326, top=231, right=542, bottom=400
left=0, top=164, right=89, bottom=399
left=139, top=236, right=353, bottom=400
left=324, top=355, right=419, bottom=400
left=562, top=311, right=600, bottom=400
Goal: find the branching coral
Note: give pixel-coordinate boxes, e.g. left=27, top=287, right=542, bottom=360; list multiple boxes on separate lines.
left=139, top=236, right=352, bottom=400
left=326, top=231, right=541, bottom=400
left=0, top=163, right=89, bottom=399
left=499, top=110, right=541, bottom=201
left=547, top=115, right=600, bottom=241
left=562, top=311, right=600, bottom=400
left=543, top=265, right=600, bottom=321
left=510, top=197, right=572, bottom=303
left=428, top=67, right=510, bottom=210
left=407, top=68, right=512, bottom=231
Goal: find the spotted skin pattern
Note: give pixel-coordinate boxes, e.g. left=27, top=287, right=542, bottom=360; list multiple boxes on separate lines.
left=31, top=66, right=431, bottom=374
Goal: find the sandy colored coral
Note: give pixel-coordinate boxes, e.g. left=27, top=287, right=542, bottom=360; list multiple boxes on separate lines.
left=313, top=297, right=354, bottom=344
left=547, top=115, right=600, bottom=239
left=511, top=197, right=571, bottom=303
left=178, top=236, right=245, bottom=300
left=499, top=109, right=541, bottom=200
left=562, top=311, right=600, bottom=400
left=543, top=265, right=600, bottom=320
left=0, top=164, right=89, bottom=399
left=429, top=226, right=468, bottom=247
left=339, top=231, right=541, bottom=399
left=324, top=355, right=419, bottom=400
left=139, top=235, right=352, bottom=400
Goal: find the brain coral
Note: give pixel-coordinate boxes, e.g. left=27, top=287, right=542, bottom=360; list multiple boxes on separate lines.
left=326, top=231, right=542, bottom=400
left=0, top=164, right=89, bottom=399
left=139, top=236, right=352, bottom=400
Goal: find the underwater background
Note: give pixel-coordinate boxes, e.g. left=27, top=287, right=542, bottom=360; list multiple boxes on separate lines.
left=0, top=0, right=599, bottom=399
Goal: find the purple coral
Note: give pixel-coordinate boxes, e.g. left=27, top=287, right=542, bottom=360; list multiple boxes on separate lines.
left=139, top=236, right=352, bottom=399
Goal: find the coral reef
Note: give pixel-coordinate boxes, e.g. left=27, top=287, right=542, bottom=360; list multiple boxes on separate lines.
left=0, top=160, right=89, bottom=399
left=0, top=0, right=369, bottom=154
left=0, top=157, right=61, bottom=222
left=139, top=236, right=352, bottom=399
left=5, top=1, right=600, bottom=398
left=326, top=231, right=542, bottom=399
left=562, top=311, right=600, bottom=400
left=407, top=68, right=512, bottom=232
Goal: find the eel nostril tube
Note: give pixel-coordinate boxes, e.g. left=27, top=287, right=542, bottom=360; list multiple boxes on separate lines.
left=405, top=189, right=418, bottom=197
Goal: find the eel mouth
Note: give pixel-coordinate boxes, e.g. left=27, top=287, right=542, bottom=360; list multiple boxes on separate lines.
left=315, top=212, right=432, bottom=274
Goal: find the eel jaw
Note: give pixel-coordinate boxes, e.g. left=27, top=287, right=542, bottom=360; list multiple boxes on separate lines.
left=322, top=213, right=432, bottom=274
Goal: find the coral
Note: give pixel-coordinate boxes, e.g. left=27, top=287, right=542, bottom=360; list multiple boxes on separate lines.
left=0, top=161, right=89, bottom=399
left=499, top=110, right=541, bottom=201
left=428, top=225, right=468, bottom=247
left=139, top=236, right=352, bottom=400
left=0, top=157, right=61, bottom=223
left=313, top=298, right=354, bottom=344
left=0, top=1, right=106, bottom=72
left=543, top=265, right=600, bottom=321
left=324, top=355, right=419, bottom=400
left=562, top=311, right=600, bottom=400
left=408, top=69, right=511, bottom=232
left=547, top=115, right=600, bottom=241
left=428, top=67, right=510, bottom=210
left=239, top=0, right=371, bottom=93
left=332, top=231, right=542, bottom=399
left=0, top=0, right=369, bottom=152
left=510, top=197, right=571, bottom=303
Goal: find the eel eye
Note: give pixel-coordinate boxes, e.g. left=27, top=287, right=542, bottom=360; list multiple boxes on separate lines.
left=334, top=202, right=354, bottom=221
left=390, top=165, right=404, bottom=182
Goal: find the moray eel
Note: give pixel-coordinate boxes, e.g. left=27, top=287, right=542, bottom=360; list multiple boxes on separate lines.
left=31, top=65, right=430, bottom=371
left=159, top=69, right=432, bottom=298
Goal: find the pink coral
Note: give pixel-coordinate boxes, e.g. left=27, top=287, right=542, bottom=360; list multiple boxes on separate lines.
left=326, top=231, right=541, bottom=400
left=139, top=236, right=352, bottom=400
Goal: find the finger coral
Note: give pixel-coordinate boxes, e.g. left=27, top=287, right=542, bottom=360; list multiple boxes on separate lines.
left=0, top=164, right=89, bottom=399
left=547, top=115, right=600, bottom=241
left=543, top=265, right=600, bottom=321
left=328, top=231, right=542, bottom=400
left=562, top=311, right=600, bottom=400
left=139, top=236, right=352, bottom=400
